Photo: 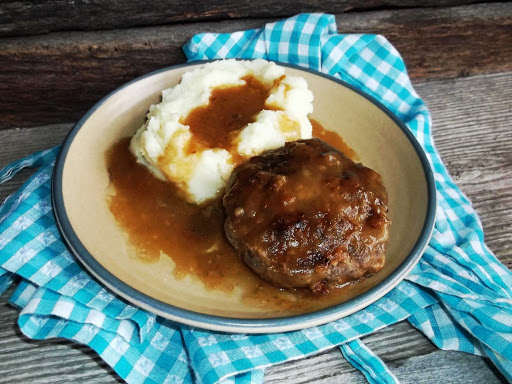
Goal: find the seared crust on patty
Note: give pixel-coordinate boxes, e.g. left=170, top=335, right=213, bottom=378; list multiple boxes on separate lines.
left=223, top=138, right=390, bottom=291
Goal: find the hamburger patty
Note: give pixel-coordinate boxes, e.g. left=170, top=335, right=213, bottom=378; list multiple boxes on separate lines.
left=223, top=138, right=390, bottom=291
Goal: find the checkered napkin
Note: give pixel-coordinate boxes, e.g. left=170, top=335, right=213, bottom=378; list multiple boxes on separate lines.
left=1, top=13, right=512, bottom=384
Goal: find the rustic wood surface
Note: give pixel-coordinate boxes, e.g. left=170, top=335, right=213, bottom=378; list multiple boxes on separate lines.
left=1, top=1, right=511, bottom=382
left=0, top=2, right=511, bottom=130
left=1, top=68, right=510, bottom=382
left=0, top=0, right=495, bottom=37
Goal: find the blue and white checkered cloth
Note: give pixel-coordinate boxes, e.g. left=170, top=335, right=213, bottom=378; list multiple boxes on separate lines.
left=1, top=13, right=511, bottom=384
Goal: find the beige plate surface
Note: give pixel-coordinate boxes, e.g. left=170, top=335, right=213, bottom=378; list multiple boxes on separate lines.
left=52, top=61, right=436, bottom=333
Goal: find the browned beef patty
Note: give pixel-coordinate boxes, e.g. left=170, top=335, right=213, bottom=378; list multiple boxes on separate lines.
left=223, top=138, right=390, bottom=291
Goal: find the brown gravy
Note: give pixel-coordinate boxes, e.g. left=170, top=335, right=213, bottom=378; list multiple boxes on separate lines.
left=184, top=76, right=270, bottom=151
left=310, top=118, right=358, bottom=161
left=106, top=82, right=361, bottom=313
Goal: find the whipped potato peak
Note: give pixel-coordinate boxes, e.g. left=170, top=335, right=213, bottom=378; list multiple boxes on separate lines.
left=130, top=59, right=314, bottom=204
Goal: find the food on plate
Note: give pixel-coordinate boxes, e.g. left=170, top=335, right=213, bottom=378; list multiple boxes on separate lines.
left=223, top=138, right=390, bottom=292
left=107, top=59, right=391, bottom=301
left=130, top=59, right=314, bottom=204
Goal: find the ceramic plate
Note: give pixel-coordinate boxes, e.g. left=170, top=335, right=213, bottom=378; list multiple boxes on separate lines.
left=52, top=61, right=436, bottom=333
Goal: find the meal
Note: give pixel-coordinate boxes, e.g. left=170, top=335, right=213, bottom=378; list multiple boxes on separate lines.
left=108, top=59, right=390, bottom=298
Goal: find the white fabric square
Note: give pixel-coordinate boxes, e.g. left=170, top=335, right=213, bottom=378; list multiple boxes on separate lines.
left=134, top=356, right=155, bottom=376
left=85, top=310, right=107, bottom=328
left=209, top=351, right=230, bottom=368
left=366, top=77, right=379, bottom=91
left=377, top=61, right=392, bottom=74
left=347, top=65, right=362, bottom=79
left=241, top=346, right=263, bottom=358
left=52, top=299, right=74, bottom=318
left=360, top=47, right=375, bottom=62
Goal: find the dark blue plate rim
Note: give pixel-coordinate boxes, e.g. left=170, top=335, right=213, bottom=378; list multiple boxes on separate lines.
left=52, top=60, right=436, bottom=333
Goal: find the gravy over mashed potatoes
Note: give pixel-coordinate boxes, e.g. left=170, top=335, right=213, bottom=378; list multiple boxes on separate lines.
left=130, top=59, right=314, bottom=204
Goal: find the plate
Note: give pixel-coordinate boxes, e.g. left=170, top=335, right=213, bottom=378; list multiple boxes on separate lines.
left=52, top=61, right=436, bottom=333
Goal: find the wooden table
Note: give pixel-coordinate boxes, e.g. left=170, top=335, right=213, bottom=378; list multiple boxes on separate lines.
left=1, top=2, right=511, bottom=383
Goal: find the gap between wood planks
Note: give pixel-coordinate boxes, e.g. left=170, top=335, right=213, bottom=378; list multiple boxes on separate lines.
left=0, top=2, right=511, bottom=130
left=0, top=0, right=502, bottom=37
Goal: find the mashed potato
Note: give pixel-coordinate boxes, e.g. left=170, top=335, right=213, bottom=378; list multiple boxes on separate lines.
left=130, top=59, right=314, bottom=204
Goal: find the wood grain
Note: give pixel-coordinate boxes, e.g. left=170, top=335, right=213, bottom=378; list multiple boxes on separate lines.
left=338, top=4, right=512, bottom=80
left=0, top=0, right=493, bottom=37
left=266, top=323, right=507, bottom=384
left=0, top=123, right=72, bottom=203
left=418, top=73, right=512, bottom=269
left=0, top=71, right=510, bottom=383
left=0, top=3, right=511, bottom=130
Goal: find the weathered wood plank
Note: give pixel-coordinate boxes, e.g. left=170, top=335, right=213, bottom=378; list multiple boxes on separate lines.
left=0, top=72, right=510, bottom=383
left=0, top=123, right=71, bottom=165
left=265, top=322, right=443, bottom=384
left=0, top=123, right=72, bottom=204
left=417, top=73, right=512, bottom=269
left=0, top=3, right=511, bottom=130
left=375, top=349, right=506, bottom=383
left=339, top=3, right=512, bottom=80
left=0, top=0, right=493, bottom=37
left=266, top=323, right=507, bottom=383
